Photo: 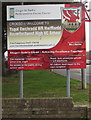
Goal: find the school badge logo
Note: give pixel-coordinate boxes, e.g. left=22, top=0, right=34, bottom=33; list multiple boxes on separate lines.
left=9, top=8, right=14, bottom=18
left=61, top=7, right=82, bottom=33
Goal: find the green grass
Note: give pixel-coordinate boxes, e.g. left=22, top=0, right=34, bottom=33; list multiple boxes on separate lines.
left=2, top=70, right=90, bottom=105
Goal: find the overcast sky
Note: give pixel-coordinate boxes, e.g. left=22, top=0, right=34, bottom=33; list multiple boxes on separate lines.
left=85, top=0, right=91, bottom=51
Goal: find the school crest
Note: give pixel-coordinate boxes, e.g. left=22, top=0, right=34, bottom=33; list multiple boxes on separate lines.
left=61, top=7, right=82, bottom=32
left=9, top=8, right=14, bottom=18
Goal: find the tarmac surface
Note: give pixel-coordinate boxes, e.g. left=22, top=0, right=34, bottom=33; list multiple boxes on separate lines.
left=52, top=65, right=91, bottom=84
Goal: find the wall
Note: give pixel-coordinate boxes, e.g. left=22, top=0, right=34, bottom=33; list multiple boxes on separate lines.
left=2, top=98, right=91, bottom=119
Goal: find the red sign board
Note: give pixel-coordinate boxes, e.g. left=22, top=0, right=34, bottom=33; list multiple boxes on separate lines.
left=8, top=56, right=86, bottom=70
left=7, top=3, right=86, bottom=70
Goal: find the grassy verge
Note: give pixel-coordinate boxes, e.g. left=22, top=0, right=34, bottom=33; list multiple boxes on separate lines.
left=2, top=70, right=90, bottom=105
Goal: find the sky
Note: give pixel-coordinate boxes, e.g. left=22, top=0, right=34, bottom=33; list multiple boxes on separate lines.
left=85, top=0, right=91, bottom=51
left=86, top=22, right=89, bottom=51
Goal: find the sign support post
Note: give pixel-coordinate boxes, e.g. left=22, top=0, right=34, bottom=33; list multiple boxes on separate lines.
left=19, top=2, right=24, bottom=99
left=19, top=70, right=23, bottom=98
left=81, top=69, right=86, bottom=89
left=66, top=69, right=70, bottom=97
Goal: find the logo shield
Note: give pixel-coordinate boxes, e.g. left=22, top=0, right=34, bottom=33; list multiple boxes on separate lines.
left=61, top=7, right=82, bottom=33
left=9, top=8, right=14, bottom=18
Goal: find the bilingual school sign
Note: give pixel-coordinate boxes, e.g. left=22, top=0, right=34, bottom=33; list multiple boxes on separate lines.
left=7, top=4, right=86, bottom=70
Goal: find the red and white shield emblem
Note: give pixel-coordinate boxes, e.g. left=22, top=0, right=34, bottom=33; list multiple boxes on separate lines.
left=61, top=7, right=82, bottom=33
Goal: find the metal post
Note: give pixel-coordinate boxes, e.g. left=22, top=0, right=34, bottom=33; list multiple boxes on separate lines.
left=19, top=70, right=23, bottom=98
left=66, top=69, right=70, bottom=97
left=19, top=2, right=24, bottom=99
left=81, top=69, right=86, bottom=89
